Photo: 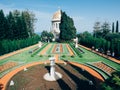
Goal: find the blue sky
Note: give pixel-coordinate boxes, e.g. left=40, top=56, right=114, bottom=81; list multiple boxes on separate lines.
left=0, top=0, right=120, bottom=33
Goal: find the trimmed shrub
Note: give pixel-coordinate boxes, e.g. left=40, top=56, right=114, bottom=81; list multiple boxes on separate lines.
left=39, top=55, right=43, bottom=57
left=62, top=55, right=66, bottom=58
left=48, top=55, right=51, bottom=57
left=71, top=55, right=74, bottom=58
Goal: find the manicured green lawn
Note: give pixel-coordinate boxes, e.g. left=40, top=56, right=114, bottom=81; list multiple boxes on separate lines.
left=0, top=44, right=48, bottom=77
left=46, top=43, right=55, bottom=54
left=61, top=44, right=120, bottom=79
left=61, top=46, right=120, bottom=70
left=46, top=43, right=70, bottom=55
left=0, top=43, right=120, bottom=79
left=62, top=44, right=70, bottom=55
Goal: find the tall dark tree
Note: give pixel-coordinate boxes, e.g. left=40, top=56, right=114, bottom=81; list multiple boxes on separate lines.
left=116, top=20, right=119, bottom=33
left=41, top=30, right=54, bottom=42
left=21, top=13, right=29, bottom=38
left=6, top=12, right=16, bottom=40
left=112, top=22, right=114, bottom=33
left=60, top=12, right=76, bottom=41
left=0, top=10, right=6, bottom=40
left=101, top=71, right=120, bottom=90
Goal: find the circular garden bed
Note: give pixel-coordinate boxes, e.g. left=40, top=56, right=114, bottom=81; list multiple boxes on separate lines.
left=6, top=63, right=101, bottom=90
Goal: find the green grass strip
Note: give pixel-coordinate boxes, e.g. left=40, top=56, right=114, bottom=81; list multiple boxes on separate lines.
left=31, top=43, right=48, bottom=57
left=69, top=43, right=82, bottom=57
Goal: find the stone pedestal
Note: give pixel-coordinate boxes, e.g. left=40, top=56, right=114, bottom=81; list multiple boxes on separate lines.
left=38, top=41, right=42, bottom=48
left=75, top=37, right=78, bottom=48
left=50, top=57, right=55, bottom=78
left=44, top=57, right=62, bottom=81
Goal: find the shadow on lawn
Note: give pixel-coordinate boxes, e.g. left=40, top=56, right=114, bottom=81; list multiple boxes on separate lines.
left=57, top=79, right=71, bottom=90
left=57, top=64, right=96, bottom=90
left=65, top=60, right=104, bottom=90
left=45, top=65, right=71, bottom=90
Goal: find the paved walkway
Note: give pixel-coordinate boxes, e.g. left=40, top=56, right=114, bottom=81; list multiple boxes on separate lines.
left=79, top=44, right=120, bottom=64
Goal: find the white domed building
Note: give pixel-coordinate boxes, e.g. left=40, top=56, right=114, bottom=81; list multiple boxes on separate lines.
left=51, top=10, right=62, bottom=41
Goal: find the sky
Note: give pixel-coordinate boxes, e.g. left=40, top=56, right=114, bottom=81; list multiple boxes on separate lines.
left=0, top=0, right=120, bottom=33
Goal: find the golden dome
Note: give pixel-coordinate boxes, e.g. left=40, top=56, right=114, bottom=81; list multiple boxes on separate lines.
left=52, top=10, right=61, bottom=21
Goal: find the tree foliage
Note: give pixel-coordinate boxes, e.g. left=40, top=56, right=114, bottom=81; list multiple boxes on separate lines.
left=112, top=22, right=115, bottom=33
left=41, top=30, right=54, bottom=42
left=101, top=71, right=120, bottom=90
left=101, top=22, right=111, bottom=37
left=91, top=20, right=120, bottom=58
left=0, top=10, right=6, bottom=40
left=0, top=9, right=35, bottom=40
left=93, top=21, right=111, bottom=38
left=0, top=9, right=39, bottom=56
left=0, top=35, right=40, bottom=56
left=116, top=20, right=119, bottom=33
left=59, top=11, right=76, bottom=41
left=22, top=10, right=36, bottom=37
left=77, top=31, right=120, bottom=57
left=93, top=21, right=102, bottom=38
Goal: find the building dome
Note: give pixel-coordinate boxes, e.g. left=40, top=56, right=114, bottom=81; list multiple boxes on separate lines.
left=52, top=10, right=61, bottom=21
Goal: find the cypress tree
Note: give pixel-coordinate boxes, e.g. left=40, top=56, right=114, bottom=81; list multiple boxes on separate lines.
left=116, top=20, right=119, bottom=33
left=7, top=12, right=17, bottom=40
left=13, top=11, right=21, bottom=39
left=112, top=22, right=114, bottom=33
left=60, top=11, right=76, bottom=41
left=0, top=10, right=6, bottom=40
left=21, top=13, right=29, bottom=39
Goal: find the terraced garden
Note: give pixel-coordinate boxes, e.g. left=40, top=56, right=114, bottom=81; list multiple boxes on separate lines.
left=61, top=43, right=120, bottom=79
left=0, top=42, right=120, bottom=90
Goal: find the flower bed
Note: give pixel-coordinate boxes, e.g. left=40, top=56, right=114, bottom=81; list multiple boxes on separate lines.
left=92, top=62, right=115, bottom=75
left=0, top=62, right=17, bottom=73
